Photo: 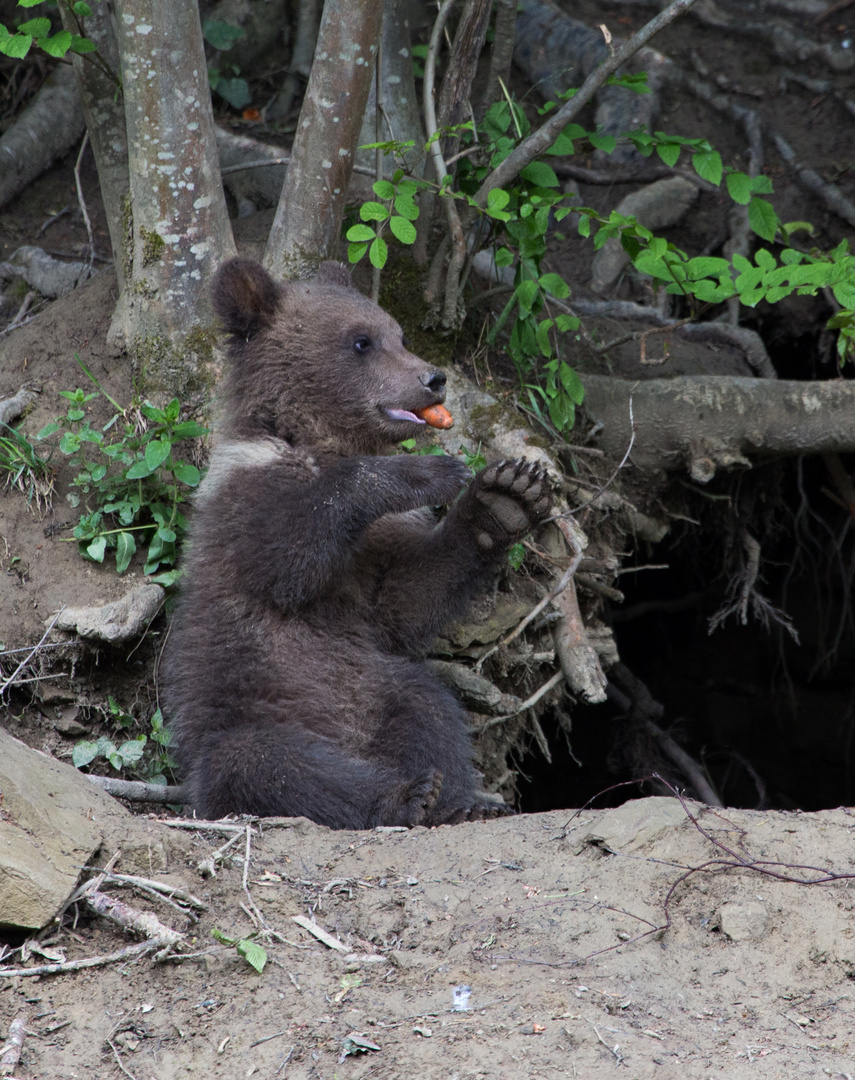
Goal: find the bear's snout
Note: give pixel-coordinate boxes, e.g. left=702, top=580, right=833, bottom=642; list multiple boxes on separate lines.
left=419, top=369, right=447, bottom=396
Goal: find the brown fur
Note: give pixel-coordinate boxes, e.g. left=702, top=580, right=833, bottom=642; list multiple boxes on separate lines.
left=163, top=257, right=552, bottom=828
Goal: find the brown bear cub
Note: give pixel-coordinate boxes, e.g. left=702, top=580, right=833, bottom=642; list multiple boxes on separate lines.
left=163, top=257, right=552, bottom=828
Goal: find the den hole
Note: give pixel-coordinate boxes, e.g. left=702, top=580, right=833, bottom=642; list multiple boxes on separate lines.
left=517, top=451, right=855, bottom=816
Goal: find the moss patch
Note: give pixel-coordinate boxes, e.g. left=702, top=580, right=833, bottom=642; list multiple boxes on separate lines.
left=140, top=228, right=166, bottom=267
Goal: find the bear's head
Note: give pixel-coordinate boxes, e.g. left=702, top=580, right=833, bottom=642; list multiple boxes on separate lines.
left=212, top=257, right=448, bottom=457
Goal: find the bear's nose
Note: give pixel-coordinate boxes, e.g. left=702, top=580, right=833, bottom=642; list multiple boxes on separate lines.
left=419, top=370, right=447, bottom=393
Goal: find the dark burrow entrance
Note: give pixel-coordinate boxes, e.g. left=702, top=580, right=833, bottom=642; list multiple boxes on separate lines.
left=517, top=451, right=855, bottom=815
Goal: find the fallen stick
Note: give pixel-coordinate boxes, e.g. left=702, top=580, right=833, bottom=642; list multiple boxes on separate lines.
left=291, top=916, right=349, bottom=953
left=0, top=1016, right=26, bottom=1075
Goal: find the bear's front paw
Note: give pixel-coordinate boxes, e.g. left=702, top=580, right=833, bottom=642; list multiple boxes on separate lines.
left=470, top=459, right=552, bottom=544
left=395, top=454, right=471, bottom=508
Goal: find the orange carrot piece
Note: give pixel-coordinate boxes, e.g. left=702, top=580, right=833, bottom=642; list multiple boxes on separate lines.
left=417, top=403, right=454, bottom=429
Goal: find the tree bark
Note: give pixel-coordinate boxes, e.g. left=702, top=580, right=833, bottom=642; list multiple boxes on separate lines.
left=263, top=0, right=383, bottom=280
left=355, top=0, right=425, bottom=179
left=0, top=65, right=84, bottom=210
left=59, top=1, right=129, bottom=324
left=111, top=0, right=235, bottom=395
left=584, top=375, right=855, bottom=480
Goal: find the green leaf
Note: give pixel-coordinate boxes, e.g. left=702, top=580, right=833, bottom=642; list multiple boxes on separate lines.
left=170, top=420, right=208, bottom=439
left=393, top=195, right=419, bottom=221
left=360, top=201, right=390, bottom=222
left=215, top=77, right=251, bottom=110
left=140, top=402, right=166, bottom=423
left=725, top=171, right=752, bottom=205
left=37, top=421, right=60, bottom=440
left=17, top=18, right=51, bottom=37
left=144, top=438, right=172, bottom=472
left=59, top=432, right=81, bottom=454
left=126, top=459, right=154, bottom=480
left=589, top=133, right=616, bottom=154
left=72, top=2, right=93, bottom=15
left=748, top=197, right=778, bottom=242
left=165, top=398, right=181, bottom=423
left=116, top=737, right=146, bottom=766
left=0, top=33, right=33, bottom=59
left=70, top=35, right=97, bottom=53
left=389, top=216, right=417, bottom=245
left=39, top=30, right=72, bottom=57
left=487, top=188, right=510, bottom=213
left=369, top=236, right=388, bottom=269
left=202, top=19, right=246, bottom=51
left=555, top=313, right=579, bottom=332
left=538, top=273, right=570, bottom=299
left=115, top=532, right=136, bottom=574
left=346, top=223, right=375, bottom=242
left=348, top=242, right=369, bottom=264
left=685, top=256, right=731, bottom=279
left=72, top=741, right=100, bottom=768
left=536, top=318, right=554, bottom=358
left=172, top=461, right=201, bottom=486
left=559, top=363, right=585, bottom=404
left=236, top=939, right=267, bottom=973
left=86, top=535, right=107, bottom=563
left=548, top=392, right=576, bottom=432
left=372, top=179, right=395, bottom=200
left=515, top=279, right=539, bottom=316
left=692, top=150, right=722, bottom=186
left=520, top=161, right=559, bottom=188
left=656, top=142, right=680, bottom=168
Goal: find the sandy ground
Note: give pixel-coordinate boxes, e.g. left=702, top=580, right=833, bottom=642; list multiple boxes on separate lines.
left=2, top=796, right=855, bottom=1079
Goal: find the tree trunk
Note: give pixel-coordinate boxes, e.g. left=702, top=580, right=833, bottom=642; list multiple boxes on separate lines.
left=111, top=0, right=235, bottom=396
left=59, top=1, right=129, bottom=324
left=263, top=0, right=384, bottom=280
left=584, top=375, right=855, bottom=480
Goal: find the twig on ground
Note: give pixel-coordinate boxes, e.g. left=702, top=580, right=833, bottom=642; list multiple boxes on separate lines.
left=0, top=607, right=65, bottom=697
left=242, top=824, right=268, bottom=930
left=475, top=552, right=583, bottom=671
left=0, top=1016, right=26, bottom=1076
left=477, top=669, right=565, bottom=730
left=107, top=1038, right=137, bottom=1080
left=84, top=775, right=185, bottom=803
left=9, top=291, right=35, bottom=329
left=0, top=940, right=157, bottom=978
left=73, top=132, right=95, bottom=281
left=292, top=915, right=349, bottom=952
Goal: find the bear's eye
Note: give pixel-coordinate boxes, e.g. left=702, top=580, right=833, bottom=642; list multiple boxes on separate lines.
left=402, top=334, right=410, bottom=349
left=353, top=336, right=372, bottom=354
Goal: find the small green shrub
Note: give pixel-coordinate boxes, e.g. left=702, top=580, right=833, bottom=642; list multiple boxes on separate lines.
left=73, top=698, right=176, bottom=785
left=38, top=356, right=207, bottom=583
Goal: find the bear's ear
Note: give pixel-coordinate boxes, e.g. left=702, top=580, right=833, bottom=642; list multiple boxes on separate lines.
left=212, top=257, right=281, bottom=339
left=316, top=261, right=355, bottom=291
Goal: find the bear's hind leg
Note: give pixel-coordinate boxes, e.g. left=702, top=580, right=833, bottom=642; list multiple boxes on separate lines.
left=182, top=721, right=442, bottom=829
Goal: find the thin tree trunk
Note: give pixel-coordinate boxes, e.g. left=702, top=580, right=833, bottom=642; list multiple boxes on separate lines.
left=59, top=1, right=129, bottom=327
left=263, top=0, right=383, bottom=280
left=111, top=0, right=235, bottom=395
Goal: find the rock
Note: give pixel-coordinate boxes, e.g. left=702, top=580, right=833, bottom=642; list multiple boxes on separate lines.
left=719, top=901, right=769, bottom=942
left=583, top=796, right=687, bottom=853
left=590, top=177, right=699, bottom=292
left=0, top=246, right=91, bottom=298
left=0, top=729, right=130, bottom=930
left=430, top=660, right=519, bottom=714
left=54, top=584, right=165, bottom=643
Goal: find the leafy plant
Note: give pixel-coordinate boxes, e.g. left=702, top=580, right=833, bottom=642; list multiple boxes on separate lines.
left=346, top=174, right=421, bottom=269
left=203, top=19, right=250, bottom=110
left=0, top=422, right=54, bottom=512
left=73, top=699, right=176, bottom=785
left=211, top=928, right=267, bottom=973
left=0, top=0, right=117, bottom=86
left=37, top=355, right=207, bottom=582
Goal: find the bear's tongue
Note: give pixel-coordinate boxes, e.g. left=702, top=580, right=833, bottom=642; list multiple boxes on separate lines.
left=385, top=408, right=426, bottom=425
